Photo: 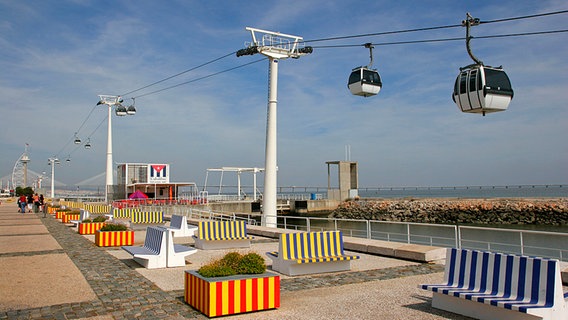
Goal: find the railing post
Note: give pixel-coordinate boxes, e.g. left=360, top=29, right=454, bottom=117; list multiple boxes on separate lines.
left=306, top=217, right=311, bottom=232
left=519, top=231, right=524, bottom=255
left=457, top=226, right=462, bottom=249
left=454, top=225, right=459, bottom=249
left=367, top=220, right=371, bottom=239
left=406, top=223, right=410, bottom=244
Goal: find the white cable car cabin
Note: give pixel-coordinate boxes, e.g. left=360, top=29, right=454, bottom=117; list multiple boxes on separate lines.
left=348, top=67, right=382, bottom=97
left=452, top=65, right=513, bottom=115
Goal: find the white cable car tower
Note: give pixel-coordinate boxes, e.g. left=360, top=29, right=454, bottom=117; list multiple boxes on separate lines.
left=237, top=27, right=312, bottom=227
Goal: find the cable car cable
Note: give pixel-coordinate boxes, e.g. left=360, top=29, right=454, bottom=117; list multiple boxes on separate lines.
left=302, top=9, right=568, bottom=45
left=120, top=51, right=237, bottom=97
left=310, top=29, right=568, bottom=49
left=132, top=58, right=265, bottom=99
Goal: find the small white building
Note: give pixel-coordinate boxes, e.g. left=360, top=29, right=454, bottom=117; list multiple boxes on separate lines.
left=116, top=163, right=197, bottom=201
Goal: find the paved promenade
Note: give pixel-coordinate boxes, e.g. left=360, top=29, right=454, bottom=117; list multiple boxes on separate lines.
left=0, top=202, right=475, bottom=319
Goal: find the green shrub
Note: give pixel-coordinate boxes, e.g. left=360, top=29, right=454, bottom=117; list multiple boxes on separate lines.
left=82, top=218, right=92, bottom=223
left=197, top=252, right=266, bottom=278
left=92, top=216, right=107, bottom=223
left=99, top=223, right=128, bottom=231
left=236, top=253, right=266, bottom=274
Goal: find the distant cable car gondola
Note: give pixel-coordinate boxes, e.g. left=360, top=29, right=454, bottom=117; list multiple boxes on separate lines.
left=453, top=13, right=513, bottom=115
left=348, top=43, right=382, bottom=97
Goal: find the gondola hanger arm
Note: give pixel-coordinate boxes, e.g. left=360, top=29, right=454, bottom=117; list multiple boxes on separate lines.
left=463, top=13, right=483, bottom=66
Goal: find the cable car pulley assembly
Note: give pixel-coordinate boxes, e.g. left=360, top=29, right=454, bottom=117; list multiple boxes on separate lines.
left=453, top=13, right=514, bottom=116
left=348, top=43, right=382, bottom=97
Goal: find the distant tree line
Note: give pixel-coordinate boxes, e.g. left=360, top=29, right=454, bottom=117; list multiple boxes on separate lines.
left=15, top=186, right=34, bottom=196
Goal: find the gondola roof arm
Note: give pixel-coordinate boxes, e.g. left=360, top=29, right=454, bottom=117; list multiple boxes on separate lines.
left=463, top=13, right=483, bottom=66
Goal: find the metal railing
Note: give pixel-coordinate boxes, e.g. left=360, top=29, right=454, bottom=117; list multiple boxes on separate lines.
left=145, top=205, right=568, bottom=262
left=274, top=215, right=567, bottom=262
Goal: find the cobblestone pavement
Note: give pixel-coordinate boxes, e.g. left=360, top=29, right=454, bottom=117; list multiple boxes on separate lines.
left=1, top=213, right=444, bottom=319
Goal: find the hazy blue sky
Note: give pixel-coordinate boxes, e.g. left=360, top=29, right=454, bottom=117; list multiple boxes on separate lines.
left=1, top=0, right=567, bottom=189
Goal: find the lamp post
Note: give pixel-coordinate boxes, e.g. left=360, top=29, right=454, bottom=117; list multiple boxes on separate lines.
left=237, top=27, right=312, bottom=227
left=97, top=95, right=136, bottom=203
left=48, top=157, right=59, bottom=204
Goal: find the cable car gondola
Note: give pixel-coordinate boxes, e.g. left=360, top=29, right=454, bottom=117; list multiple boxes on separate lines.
left=453, top=13, right=513, bottom=115
left=453, top=65, right=513, bottom=115
left=348, top=43, right=382, bottom=97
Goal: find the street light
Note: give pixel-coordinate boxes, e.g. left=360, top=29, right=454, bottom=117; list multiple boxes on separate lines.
left=97, top=95, right=135, bottom=203
left=48, top=157, right=60, bottom=203
left=237, top=27, right=312, bottom=227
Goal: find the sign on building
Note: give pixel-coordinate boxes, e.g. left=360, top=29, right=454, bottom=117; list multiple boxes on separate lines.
left=148, top=164, right=169, bottom=183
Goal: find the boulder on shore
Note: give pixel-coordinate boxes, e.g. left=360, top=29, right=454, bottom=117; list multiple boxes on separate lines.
left=330, top=198, right=568, bottom=225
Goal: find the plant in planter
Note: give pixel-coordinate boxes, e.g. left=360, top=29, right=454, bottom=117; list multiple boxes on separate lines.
left=184, top=252, right=280, bottom=317
left=95, top=222, right=134, bottom=247
left=78, top=216, right=108, bottom=235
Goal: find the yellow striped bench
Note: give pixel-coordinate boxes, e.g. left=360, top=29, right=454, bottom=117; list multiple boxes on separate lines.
left=193, top=220, right=253, bottom=250
left=267, top=231, right=360, bottom=276
left=109, top=208, right=141, bottom=220
left=130, top=211, right=164, bottom=224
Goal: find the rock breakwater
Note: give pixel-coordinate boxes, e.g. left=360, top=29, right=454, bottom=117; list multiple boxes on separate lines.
left=330, top=198, right=568, bottom=225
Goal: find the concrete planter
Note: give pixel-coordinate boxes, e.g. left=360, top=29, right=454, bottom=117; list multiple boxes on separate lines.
left=55, top=211, right=70, bottom=219
left=184, top=270, right=280, bottom=317
left=78, top=222, right=106, bottom=235
left=61, top=213, right=80, bottom=223
left=95, top=230, right=134, bottom=247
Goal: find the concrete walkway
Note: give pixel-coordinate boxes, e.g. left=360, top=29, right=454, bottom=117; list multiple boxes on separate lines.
left=0, top=203, right=474, bottom=319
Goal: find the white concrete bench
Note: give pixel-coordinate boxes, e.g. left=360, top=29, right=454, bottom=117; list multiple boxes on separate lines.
left=122, top=226, right=167, bottom=269
left=267, top=231, right=360, bottom=276
left=163, top=228, right=198, bottom=267
left=69, top=209, right=90, bottom=227
left=167, top=215, right=198, bottom=238
left=420, top=248, right=568, bottom=320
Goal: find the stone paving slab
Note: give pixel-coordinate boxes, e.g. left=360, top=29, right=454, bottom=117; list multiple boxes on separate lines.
left=0, top=253, right=97, bottom=311
left=0, top=234, right=62, bottom=253
left=0, top=224, right=48, bottom=235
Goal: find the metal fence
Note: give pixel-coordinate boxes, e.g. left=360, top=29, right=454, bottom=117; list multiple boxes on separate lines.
left=274, top=215, right=568, bottom=262
left=141, top=205, right=568, bottom=262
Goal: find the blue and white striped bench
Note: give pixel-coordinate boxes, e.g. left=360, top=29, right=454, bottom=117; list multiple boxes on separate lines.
left=166, top=215, right=198, bottom=238
left=420, top=248, right=568, bottom=320
left=122, top=226, right=167, bottom=269
left=267, top=231, right=360, bottom=276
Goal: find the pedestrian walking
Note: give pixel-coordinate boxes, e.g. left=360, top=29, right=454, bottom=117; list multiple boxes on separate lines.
left=18, top=194, right=27, bottom=214
left=33, top=193, right=40, bottom=213
left=27, top=194, right=33, bottom=212
left=39, top=194, right=46, bottom=217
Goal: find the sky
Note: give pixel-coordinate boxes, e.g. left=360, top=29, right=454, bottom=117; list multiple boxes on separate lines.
left=1, top=0, right=567, bottom=190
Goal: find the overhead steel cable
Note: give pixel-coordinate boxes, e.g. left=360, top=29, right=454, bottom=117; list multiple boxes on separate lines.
left=302, top=9, right=568, bottom=45
left=133, top=58, right=265, bottom=99
left=120, top=51, right=237, bottom=97
left=311, top=29, right=568, bottom=49
left=480, top=9, right=568, bottom=24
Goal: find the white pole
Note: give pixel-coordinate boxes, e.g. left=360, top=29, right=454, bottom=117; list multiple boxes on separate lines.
left=105, top=104, right=113, bottom=203
left=263, top=57, right=278, bottom=228
left=253, top=169, right=257, bottom=201
left=50, top=161, right=55, bottom=199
